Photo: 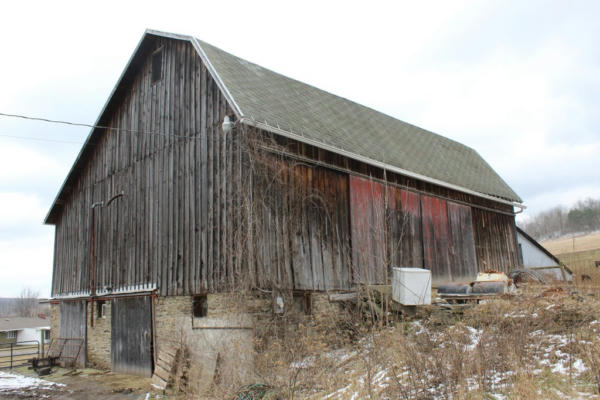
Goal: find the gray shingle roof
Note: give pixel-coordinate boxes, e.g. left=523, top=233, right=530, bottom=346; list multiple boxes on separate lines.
left=0, top=317, right=50, bottom=332
left=197, top=39, right=521, bottom=203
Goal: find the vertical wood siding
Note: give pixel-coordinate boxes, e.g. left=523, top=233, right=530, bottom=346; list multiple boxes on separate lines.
left=387, top=187, right=423, bottom=269
left=349, top=176, right=386, bottom=284
left=248, top=160, right=352, bottom=290
left=52, top=38, right=236, bottom=296
left=59, top=300, right=87, bottom=367
left=421, top=195, right=452, bottom=280
left=51, top=37, right=521, bottom=296
left=472, top=208, right=520, bottom=271
left=111, top=296, right=153, bottom=376
left=447, top=202, right=478, bottom=280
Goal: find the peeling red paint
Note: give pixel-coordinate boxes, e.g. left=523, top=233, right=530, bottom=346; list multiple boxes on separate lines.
left=421, top=195, right=451, bottom=280
left=349, top=176, right=386, bottom=284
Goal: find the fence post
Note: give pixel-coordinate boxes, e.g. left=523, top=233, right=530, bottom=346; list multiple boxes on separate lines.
left=10, top=343, right=13, bottom=369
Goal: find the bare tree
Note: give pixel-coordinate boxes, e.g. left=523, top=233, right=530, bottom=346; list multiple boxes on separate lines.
left=15, top=288, right=40, bottom=317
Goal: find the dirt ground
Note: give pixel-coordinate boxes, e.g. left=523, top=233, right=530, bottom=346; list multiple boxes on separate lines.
left=0, top=366, right=163, bottom=399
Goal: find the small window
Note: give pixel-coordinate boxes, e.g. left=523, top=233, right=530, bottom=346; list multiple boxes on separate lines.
left=97, top=300, right=107, bottom=318
left=292, top=292, right=312, bottom=315
left=44, top=330, right=51, bottom=341
left=192, top=295, right=208, bottom=318
left=151, top=49, right=163, bottom=83
left=7, top=331, right=17, bottom=339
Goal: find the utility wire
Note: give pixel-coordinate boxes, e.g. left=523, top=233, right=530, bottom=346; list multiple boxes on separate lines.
left=0, top=133, right=82, bottom=144
left=0, top=111, right=204, bottom=140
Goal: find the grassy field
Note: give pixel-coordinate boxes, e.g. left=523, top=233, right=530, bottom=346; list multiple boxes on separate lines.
left=538, top=232, right=600, bottom=283
left=542, top=232, right=600, bottom=254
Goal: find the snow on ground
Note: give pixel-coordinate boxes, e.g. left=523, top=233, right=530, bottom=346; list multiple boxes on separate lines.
left=0, top=370, right=64, bottom=397
left=318, top=323, right=594, bottom=400
left=0, top=371, right=64, bottom=390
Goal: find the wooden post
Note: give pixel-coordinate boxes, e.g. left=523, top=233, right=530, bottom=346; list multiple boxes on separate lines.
left=40, top=330, right=45, bottom=357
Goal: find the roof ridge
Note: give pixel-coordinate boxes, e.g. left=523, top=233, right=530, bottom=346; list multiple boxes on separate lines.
left=193, top=36, right=522, bottom=204
left=194, top=38, right=478, bottom=154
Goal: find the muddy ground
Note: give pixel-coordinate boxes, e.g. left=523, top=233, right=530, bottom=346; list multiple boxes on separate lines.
left=0, top=366, right=163, bottom=399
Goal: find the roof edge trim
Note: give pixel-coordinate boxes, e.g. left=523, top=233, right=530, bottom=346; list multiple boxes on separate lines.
left=44, top=29, right=244, bottom=225
left=145, top=30, right=244, bottom=118
left=242, top=117, right=525, bottom=209
left=189, top=38, right=244, bottom=118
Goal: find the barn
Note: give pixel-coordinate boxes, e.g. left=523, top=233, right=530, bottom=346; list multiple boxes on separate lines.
left=45, top=29, right=524, bottom=379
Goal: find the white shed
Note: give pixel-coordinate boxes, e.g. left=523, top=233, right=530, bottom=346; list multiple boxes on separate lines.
left=516, top=227, right=572, bottom=281
left=0, top=317, right=50, bottom=345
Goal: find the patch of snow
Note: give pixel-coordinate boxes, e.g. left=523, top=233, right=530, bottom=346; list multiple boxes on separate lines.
left=291, top=356, right=315, bottom=369
left=324, top=349, right=357, bottom=365
left=0, top=371, right=65, bottom=392
left=465, top=326, right=483, bottom=351
left=410, top=320, right=426, bottom=334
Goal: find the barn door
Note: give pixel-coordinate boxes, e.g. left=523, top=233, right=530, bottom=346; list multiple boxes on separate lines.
left=421, top=195, right=452, bottom=281
left=111, top=296, right=153, bottom=376
left=349, top=176, right=386, bottom=284
left=387, top=187, right=423, bottom=268
left=59, top=300, right=87, bottom=367
left=447, top=202, right=478, bottom=280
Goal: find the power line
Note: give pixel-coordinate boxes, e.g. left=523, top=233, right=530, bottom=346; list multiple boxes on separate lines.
left=0, top=111, right=204, bottom=140
left=0, top=133, right=82, bottom=145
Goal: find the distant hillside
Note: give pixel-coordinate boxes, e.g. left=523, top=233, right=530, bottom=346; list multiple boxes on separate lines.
left=519, top=197, right=600, bottom=241
left=0, top=297, right=49, bottom=317
left=541, top=232, right=600, bottom=254
left=0, top=298, right=19, bottom=317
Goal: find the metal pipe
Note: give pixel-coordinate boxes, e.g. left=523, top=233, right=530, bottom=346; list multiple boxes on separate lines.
left=89, top=192, right=124, bottom=327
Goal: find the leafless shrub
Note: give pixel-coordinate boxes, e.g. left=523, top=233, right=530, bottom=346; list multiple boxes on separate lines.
left=16, top=287, right=40, bottom=317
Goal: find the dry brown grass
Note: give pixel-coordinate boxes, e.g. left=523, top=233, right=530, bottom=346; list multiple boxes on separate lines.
left=558, top=248, right=600, bottom=283
left=542, top=233, right=600, bottom=254
left=191, top=283, right=600, bottom=400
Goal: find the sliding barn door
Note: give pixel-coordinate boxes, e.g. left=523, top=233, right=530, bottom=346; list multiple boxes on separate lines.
left=349, top=176, right=386, bottom=284
left=111, top=296, right=153, bottom=376
left=59, top=300, right=87, bottom=367
left=447, top=202, right=478, bottom=280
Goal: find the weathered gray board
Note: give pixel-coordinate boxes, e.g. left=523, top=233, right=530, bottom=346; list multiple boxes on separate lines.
left=59, top=300, right=87, bottom=367
left=111, top=296, right=153, bottom=376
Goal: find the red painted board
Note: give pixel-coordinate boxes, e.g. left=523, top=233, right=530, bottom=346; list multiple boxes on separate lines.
left=421, top=195, right=451, bottom=281
left=349, top=176, right=386, bottom=284
left=386, top=187, right=423, bottom=268
left=447, top=201, right=478, bottom=280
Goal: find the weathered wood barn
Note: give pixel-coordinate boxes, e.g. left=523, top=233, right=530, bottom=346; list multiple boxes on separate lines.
left=45, top=30, right=524, bottom=377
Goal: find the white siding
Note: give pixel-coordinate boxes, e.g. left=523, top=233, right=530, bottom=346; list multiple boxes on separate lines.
left=517, top=232, right=557, bottom=267
left=17, top=327, right=50, bottom=343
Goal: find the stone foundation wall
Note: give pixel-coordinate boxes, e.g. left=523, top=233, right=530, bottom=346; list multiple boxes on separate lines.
left=49, top=303, right=60, bottom=348
left=154, top=293, right=272, bottom=393
left=86, top=300, right=112, bottom=370
left=51, top=290, right=345, bottom=389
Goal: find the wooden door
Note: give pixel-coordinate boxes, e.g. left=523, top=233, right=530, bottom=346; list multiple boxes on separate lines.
left=447, top=202, right=478, bottom=280
left=111, top=296, right=153, bottom=376
left=349, top=176, right=386, bottom=284
left=421, top=195, right=452, bottom=281
left=59, top=300, right=87, bottom=367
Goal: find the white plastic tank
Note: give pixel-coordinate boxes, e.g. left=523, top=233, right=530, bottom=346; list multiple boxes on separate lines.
left=392, top=267, right=432, bottom=305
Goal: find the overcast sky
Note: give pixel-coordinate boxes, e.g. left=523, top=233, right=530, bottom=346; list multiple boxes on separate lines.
left=1, top=1, right=598, bottom=297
